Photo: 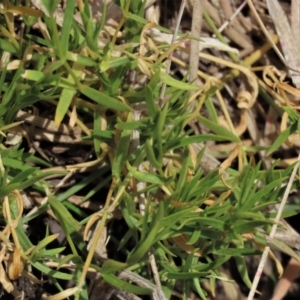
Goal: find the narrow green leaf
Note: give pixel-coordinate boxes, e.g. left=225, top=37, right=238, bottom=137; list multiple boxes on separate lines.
left=238, top=164, right=260, bottom=207
left=162, top=210, right=197, bottom=229
left=55, top=60, right=84, bottom=126
left=48, top=196, right=79, bottom=231
left=55, top=88, right=76, bottom=124
left=8, top=167, right=38, bottom=185
left=91, top=129, right=114, bottom=139
left=93, top=0, right=107, bottom=41
left=100, top=42, right=113, bottom=72
left=195, top=256, right=230, bottom=272
left=0, top=39, right=18, bottom=54
left=2, top=66, right=23, bottom=106
left=145, top=139, right=162, bottom=170
left=234, top=256, right=253, bottom=289
left=193, top=277, right=208, bottom=300
left=42, top=247, right=66, bottom=257
left=245, top=177, right=287, bottom=210
left=26, top=34, right=53, bottom=47
left=198, top=115, right=240, bottom=142
left=32, top=261, right=74, bottom=280
left=175, top=147, right=190, bottom=192
left=205, top=96, right=219, bottom=124
left=232, top=220, right=273, bottom=234
left=115, top=118, right=152, bottom=130
left=160, top=72, right=201, bottom=91
left=112, top=115, right=133, bottom=178
left=82, top=176, right=112, bottom=201
left=258, top=86, right=283, bottom=116
left=59, top=0, right=76, bottom=58
left=102, top=273, right=153, bottom=295
left=84, top=20, right=97, bottom=52
left=187, top=228, right=201, bottom=245
left=57, top=254, right=79, bottom=269
left=30, top=234, right=60, bottom=260
left=140, top=200, right=151, bottom=241
left=127, top=203, right=164, bottom=264
left=101, top=259, right=128, bottom=274
left=267, top=123, right=298, bottom=155
left=80, top=85, right=130, bottom=111
left=109, top=67, right=127, bottom=95
left=283, top=106, right=299, bottom=121
left=0, top=170, right=67, bottom=198
left=65, top=51, right=97, bottom=66
left=41, top=0, right=60, bottom=15
left=47, top=221, right=79, bottom=256
left=180, top=217, right=226, bottom=231
left=153, top=102, right=168, bottom=162
left=167, top=271, right=209, bottom=280
left=56, top=167, right=109, bottom=202
left=0, top=57, right=8, bottom=95
left=126, top=162, right=164, bottom=184
left=22, top=70, right=75, bottom=88
left=231, top=211, right=265, bottom=221
left=144, top=85, right=157, bottom=117
left=93, top=107, right=102, bottom=157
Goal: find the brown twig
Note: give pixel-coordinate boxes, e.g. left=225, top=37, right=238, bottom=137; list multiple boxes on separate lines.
left=188, top=0, right=204, bottom=82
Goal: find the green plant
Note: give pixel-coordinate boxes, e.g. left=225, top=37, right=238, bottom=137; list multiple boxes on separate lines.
left=0, top=1, right=300, bottom=299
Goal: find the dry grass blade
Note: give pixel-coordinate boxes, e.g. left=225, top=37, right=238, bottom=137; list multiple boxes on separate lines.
left=266, top=0, right=300, bottom=88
